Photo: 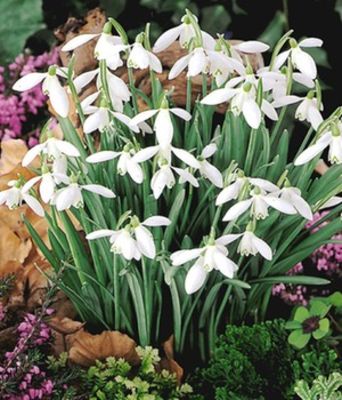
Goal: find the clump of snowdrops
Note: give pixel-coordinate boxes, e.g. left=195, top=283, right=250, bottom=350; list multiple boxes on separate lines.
left=2, top=10, right=341, bottom=360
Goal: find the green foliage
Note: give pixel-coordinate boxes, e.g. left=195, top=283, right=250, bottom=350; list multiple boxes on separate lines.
left=84, top=346, right=194, bottom=399
left=295, top=372, right=342, bottom=400
left=0, top=274, right=16, bottom=298
left=190, top=319, right=341, bottom=400
left=0, top=0, right=45, bottom=64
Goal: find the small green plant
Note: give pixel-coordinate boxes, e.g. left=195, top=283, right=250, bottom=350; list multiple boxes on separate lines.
left=294, top=372, right=342, bottom=400
left=190, top=319, right=341, bottom=400
left=85, top=346, right=194, bottom=399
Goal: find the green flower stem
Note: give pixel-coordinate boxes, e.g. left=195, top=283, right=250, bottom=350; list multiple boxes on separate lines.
left=128, top=67, right=139, bottom=114
left=244, top=128, right=257, bottom=175
left=185, top=78, right=192, bottom=135
left=149, top=70, right=158, bottom=108
left=141, top=257, right=152, bottom=341
left=113, top=254, right=121, bottom=330
left=202, top=73, right=208, bottom=97
left=99, top=60, right=113, bottom=110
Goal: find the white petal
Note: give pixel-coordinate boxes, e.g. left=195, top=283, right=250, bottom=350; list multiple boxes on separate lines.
left=261, top=100, right=278, bottom=121
left=82, top=184, right=115, bottom=198
left=23, top=194, right=44, bottom=217
left=22, top=176, right=42, bottom=193
left=155, top=109, right=173, bottom=146
left=153, top=26, right=182, bottom=53
left=127, top=160, right=144, bottom=184
left=130, top=109, right=158, bottom=127
left=86, top=151, right=120, bottom=163
left=142, top=216, right=171, bottom=227
left=292, top=48, right=317, bottom=79
left=55, top=140, right=80, bottom=157
left=308, top=106, right=323, bottom=130
left=171, top=147, right=200, bottom=168
left=86, top=229, right=116, bottom=240
left=274, top=50, right=291, bottom=70
left=169, top=54, right=191, bottom=80
left=47, top=76, right=69, bottom=117
left=252, top=235, right=273, bottom=260
left=234, top=41, right=269, bottom=53
left=185, top=262, right=207, bottom=294
left=12, top=72, right=46, bottom=91
left=200, top=161, right=223, bottom=188
left=272, top=95, right=302, bottom=108
left=170, top=248, right=202, bottom=266
left=188, top=48, right=207, bottom=77
left=216, top=181, right=241, bottom=205
left=242, top=99, right=261, bottom=129
left=201, top=31, right=216, bottom=50
left=299, top=37, right=323, bottom=48
left=169, top=108, right=192, bottom=121
left=148, top=52, right=163, bottom=73
left=223, top=199, right=252, bottom=221
left=22, top=144, right=44, bottom=167
left=263, top=195, right=296, bottom=214
left=226, top=76, right=244, bottom=88
left=202, top=143, right=217, bottom=158
left=293, top=73, right=315, bottom=88
left=320, top=196, right=342, bottom=209
left=40, top=174, right=55, bottom=203
left=215, top=234, right=242, bottom=246
left=173, top=167, right=199, bottom=187
left=133, top=146, right=160, bottom=163
left=135, top=225, right=156, bottom=259
left=294, top=135, right=331, bottom=165
left=248, top=178, right=278, bottom=192
left=201, top=88, right=236, bottom=105
left=74, top=69, right=99, bottom=94
left=55, top=187, right=78, bottom=211
left=84, top=109, right=107, bottom=134
left=62, top=33, right=99, bottom=51
left=213, top=251, right=237, bottom=278
left=291, top=193, right=313, bottom=220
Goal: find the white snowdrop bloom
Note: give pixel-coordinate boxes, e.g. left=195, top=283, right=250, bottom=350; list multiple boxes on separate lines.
left=197, top=144, right=223, bottom=188
left=295, top=124, right=342, bottom=165
left=237, top=230, right=273, bottom=260
left=319, top=196, right=342, bottom=209
left=274, top=186, right=313, bottom=220
left=222, top=186, right=295, bottom=221
left=151, top=163, right=176, bottom=199
left=274, top=37, right=323, bottom=80
left=61, top=24, right=127, bottom=70
left=207, top=49, right=245, bottom=86
left=86, top=146, right=145, bottom=184
left=216, top=174, right=278, bottom=206
left=224, top=40, right=270, bottom=64
left=52, top=155, right=68, bottom=179
left=202, top=80, right=278, bottom=129
left=128, top=41, right=162, bottom=73
left=0, top=178, right=44, bottom=217
left=23, top=169, right=70, bottom=204
left=272, top=93, right=323, bottom=130
left=169, top=47, right=210, bottom=79
left=153, top=14, right=216, bottom=53
left=171, top=234, right=240, bottom=294
left=53, top=181, right=115, bottom=211
left=86, top=215, right=170, bottom=260
left=13, top=66, right=69, bottom=118
left=22, top=137, right=80, bottom=167
left=130, top=104, right=192, bottom=146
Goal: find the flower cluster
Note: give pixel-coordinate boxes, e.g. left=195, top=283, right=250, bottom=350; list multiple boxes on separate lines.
left=0, top=48, right=59, bottom=146
left=2, top=11, right=341, bottom=354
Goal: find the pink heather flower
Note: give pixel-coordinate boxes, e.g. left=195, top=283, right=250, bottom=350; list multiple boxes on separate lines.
left=273, top=211, right=341, bottom=305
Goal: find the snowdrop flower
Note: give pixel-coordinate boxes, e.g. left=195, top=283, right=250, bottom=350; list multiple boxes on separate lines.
left=197, top=144, right=223, bottom=187
left=169, top=46, right=210, bottom=79
left=295, top=122, right=342, bottom=165
left=86, top=145, right=145, bottom=184
left=222, top=186, right=295, bottom=221
left=319, top=196, right=342, bottom=209
left=13, top=65, right=69, bottom=117
left=272, top=92, right=323, bottom=130
left=62, top=22, right=127, bottom=70
left=237, top=228, right=272, bottom=260
left=171, top=233, right=240, bottom=294
left=130, top=100, right=191, bottom=146
left=153, top=14, right=216, bottom=53
left=274, top=184, right=313, bottom=220
left=128, top=35, right=162, bottom=73
left=216, top=173, right=278, bottom=206
left=74, top=68, right=130, bottom=112
left=224, top=40, right=270, bottom=64
left=0, top=178, right=44, bottom=217
left=202, top=81, right=278, bottom=129
left=86, top=215, right=170, bottom=260
left=23, top=166, right=70, bottom=204
left=53, top=178, right=115, bottom=211
left=22, top=136, right=80, bottom=167
left=274, top=37, right=323, bottom=80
